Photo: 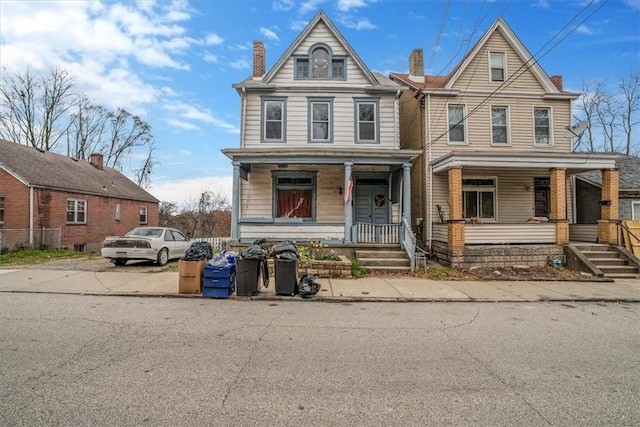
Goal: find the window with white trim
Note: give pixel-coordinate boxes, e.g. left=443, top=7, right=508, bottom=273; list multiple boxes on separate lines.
left=295, top=44, right=346, bottom=80
left=272, top=171, right=316, bottom=220
left=490, top=52, right=505, bottom=82
left=67, top=199, right=86, bottom=224
left=491, top=106, right=509, bottom=145
left=534, top=107, right=551, bottom=145
left=448, top=104, right=466, bottom=143
left=632, top=201, right=640, bottom=220
left=140, top=206, right=148, bottom=224
left=115, top=203, right=121, bottom=220
left=308, top=98, right=333, bottom=142
left=262, top=97, right=286, bottom=142
left=463, top=178, right=496, bottom=221
left=355, top=98, right=379, bottom=143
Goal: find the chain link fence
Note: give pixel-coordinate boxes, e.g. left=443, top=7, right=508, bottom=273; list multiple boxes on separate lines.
left=0, top=228, right=62, bottom=251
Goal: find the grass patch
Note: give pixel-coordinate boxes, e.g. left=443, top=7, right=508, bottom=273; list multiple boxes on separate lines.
left=349, top=256, right=368, bottom=278
left=0, top=248, right=95, bottom=266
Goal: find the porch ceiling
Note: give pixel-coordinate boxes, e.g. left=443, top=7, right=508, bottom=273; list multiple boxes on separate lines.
left=431, top=150, right=618, bottom=175
left=222, top=147, right=422, bottom=166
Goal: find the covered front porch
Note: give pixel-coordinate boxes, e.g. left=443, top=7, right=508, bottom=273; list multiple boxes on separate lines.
left=427, top=150, right=619, bottom=268
left=222, top=147, right=421, bottom=264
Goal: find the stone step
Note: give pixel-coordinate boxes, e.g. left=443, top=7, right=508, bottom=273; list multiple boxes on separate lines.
left=580, top=251, right=621, bottom=259
left=362, top=265, right=412, bottom=274
left=573, top=245, right=615, bottom=252
left=358, top=257, right=410, bottom=268
left=589, top=258, right=630, bottom=266
left=602, top=272, right=640, bottom=279
left=598, top=265, right=640, bottom=275
left=355, top=250, right=407, bottom=259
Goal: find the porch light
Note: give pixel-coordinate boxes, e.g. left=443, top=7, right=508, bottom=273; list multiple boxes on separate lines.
left=338, top=186, right=343, bottom=195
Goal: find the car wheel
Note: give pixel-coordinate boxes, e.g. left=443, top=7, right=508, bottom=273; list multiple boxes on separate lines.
left=114, top=259, right=127, bottom=266
left=157, top=248, right=169, bottom=266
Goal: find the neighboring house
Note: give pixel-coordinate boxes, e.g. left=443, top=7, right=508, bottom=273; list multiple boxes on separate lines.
left=222, top=11, right=420, bottom=258
left=0, top=138, right=159, bottom=252
left=570, top=155, right=640, bottom=242
left=390, top=18, right=618, bottom=268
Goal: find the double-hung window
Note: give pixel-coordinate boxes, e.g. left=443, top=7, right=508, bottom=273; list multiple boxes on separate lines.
left=262, top=97, right=286, bottom=142
left=140, top=206, right=148, bottom=224
left=491, top=106, right=509, bottom=145
left=273, top=171, right=316, bottom=220
left=308, top=97, right=333, bottom=143
left=490, top=52, right=505, bottom=82
left=463, top=178, right=496, bottom=221
left=0, top=195, right=5, bottom=225
left=448, top=104, right=466, bottom=144
left=67, top=199, right=86, bottom=224
left=355, top=98, right=379, bottom=143
left=534, top=107, right=551, bottom=145
left=295, top=44, right=346, bottom=80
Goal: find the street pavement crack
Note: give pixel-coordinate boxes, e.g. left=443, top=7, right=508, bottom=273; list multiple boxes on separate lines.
left=220, top=311, right=285, bottom=409
left=440, top=309, right=553, bottom=425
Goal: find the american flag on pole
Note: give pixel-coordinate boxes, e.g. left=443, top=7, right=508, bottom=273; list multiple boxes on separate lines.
left=344, top=174, right=353, bottom=203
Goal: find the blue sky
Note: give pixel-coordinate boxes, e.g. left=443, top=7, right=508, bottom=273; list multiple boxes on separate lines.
left=1, top=0, right=639, bottom=207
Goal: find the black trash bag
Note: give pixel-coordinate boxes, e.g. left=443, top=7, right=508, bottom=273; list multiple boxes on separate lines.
left=182, top=241, right=212, bottom=261
left=298, top=275, right=320, bottom=298
left=272, top=240, right=299, bottom=260
left=208, top=251, right=228, bottom=267
left=240, top=239, right=269, bottom=260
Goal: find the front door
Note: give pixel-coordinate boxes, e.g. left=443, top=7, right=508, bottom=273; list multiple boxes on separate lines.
left=355, top=185, right=389, bottom=224
left=534, top=177, right=550, bottom=217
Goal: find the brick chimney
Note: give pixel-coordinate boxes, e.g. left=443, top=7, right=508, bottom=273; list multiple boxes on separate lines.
left=89, top=153, right=104, bottom=170
left=550, top=75, right=563, bottom=91
left=409, top=48, right=425, bottom=83
left=253, top=41, right=265, bottom=78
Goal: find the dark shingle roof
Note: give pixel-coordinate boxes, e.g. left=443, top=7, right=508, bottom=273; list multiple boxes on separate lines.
left=576, top=155, right=640, bottom=191
left=0, top=139, right=159, bottom=203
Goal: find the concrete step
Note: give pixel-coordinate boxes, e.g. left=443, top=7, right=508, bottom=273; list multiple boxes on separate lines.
left=589, top=258, right=630, bottom=266
left=362, top=265, right=412, bottom=274
left=355, top=250, right=407, bottom=259
left=573, top=245, right=614, bottom=252
left=358, top=257, right=410, bottom=268
left=598, top=265, right=640, bottom=275
left=602, top=272, right=640, bottom=279
left=581, top=251, right=621, bottom=259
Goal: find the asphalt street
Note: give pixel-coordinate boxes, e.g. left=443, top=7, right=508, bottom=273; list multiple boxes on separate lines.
left=1, top=293, right=638, bottom=426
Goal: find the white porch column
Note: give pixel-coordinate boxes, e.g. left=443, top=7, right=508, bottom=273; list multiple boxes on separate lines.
left=402, top=162, right=411, bottom=225
left=344, top=162, right=353, bottom=243
left=231, top=161, right=241, bottom=241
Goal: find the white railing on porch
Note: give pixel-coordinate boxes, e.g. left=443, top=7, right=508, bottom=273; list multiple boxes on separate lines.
left=355, top=223, right=400, bottom=244
left=401, top=217, right=416, bottom=271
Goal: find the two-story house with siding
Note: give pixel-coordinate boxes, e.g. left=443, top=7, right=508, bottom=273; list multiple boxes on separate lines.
left=390, top=17, right=619, bottom=268
left=223, top=11, right=421, bottom=264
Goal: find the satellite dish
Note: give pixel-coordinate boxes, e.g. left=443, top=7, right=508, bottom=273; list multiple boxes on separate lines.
left=564, top=120, right=588, bottom=138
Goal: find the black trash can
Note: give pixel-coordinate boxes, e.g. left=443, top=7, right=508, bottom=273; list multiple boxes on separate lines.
left=236, top=259, right=260, bottom=296
left=275, top=259, right=298, bottom=296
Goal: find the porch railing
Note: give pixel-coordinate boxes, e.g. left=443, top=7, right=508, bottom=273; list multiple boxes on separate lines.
left=355, top=222, right=400, bottom=244
left=400, top=217, right=416, bottom=271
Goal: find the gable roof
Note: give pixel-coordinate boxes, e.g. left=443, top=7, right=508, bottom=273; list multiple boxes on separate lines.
left=0, top=139, right=159, bottom=203
left=390, top=17, right=578, bottom=98
left=576, top=155, right=640, bottom=191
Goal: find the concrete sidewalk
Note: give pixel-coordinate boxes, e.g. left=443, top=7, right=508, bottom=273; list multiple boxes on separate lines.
left=0, top=268, right=638, bottom=302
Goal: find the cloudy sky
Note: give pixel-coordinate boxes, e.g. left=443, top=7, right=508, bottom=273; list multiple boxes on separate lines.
left=1, top=0, right=638, bottom=207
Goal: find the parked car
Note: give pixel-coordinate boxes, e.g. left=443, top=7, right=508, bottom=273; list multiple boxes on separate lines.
left=101, top=227, right=191, bottom=266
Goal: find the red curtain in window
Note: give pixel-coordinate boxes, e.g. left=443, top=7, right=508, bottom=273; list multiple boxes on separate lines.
left=277, top=190, right=312, bottom=218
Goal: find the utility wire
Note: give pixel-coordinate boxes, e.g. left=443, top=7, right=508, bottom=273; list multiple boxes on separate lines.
left=427, top=0, right=608, bottom=147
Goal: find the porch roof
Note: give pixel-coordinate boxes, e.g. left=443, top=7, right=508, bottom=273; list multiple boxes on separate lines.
left=222, top=147, right=422, bottom=166
left=431, top=150, right=618, bottom=175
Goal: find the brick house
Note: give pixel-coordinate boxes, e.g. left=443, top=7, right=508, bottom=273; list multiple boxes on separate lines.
left=390, top=18, right=619, bottom=268
left=0, top=138, right=159, bottom=252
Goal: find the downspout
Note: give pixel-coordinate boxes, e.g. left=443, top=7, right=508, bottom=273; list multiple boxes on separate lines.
left=394, top=89, right=400, bottom=148
left=426, top=94, right=433, bottom=251
left=241, top=87, right=247, bottom=148
left=29, top=186, right=34, bottom=245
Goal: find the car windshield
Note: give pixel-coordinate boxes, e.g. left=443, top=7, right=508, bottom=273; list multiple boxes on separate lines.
left=125, top=228, right=163, bottom=238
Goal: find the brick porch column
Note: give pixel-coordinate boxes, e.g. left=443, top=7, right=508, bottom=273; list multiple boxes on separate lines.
left=447, top=167, right=464, bottom=252
left=550, top=168, right=568, bottom=245
left=598, top=168, right=619, bottom=245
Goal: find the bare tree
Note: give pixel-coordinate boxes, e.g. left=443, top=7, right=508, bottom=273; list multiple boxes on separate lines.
left=132, top=142, right=158, bottom=188
left=574, top=80, right=598, bottom=152
left=67, top=94, right=110, bottom=158
left=0, top=67, right=76, bottom=150
left=619, top=73, right=640, bottom=155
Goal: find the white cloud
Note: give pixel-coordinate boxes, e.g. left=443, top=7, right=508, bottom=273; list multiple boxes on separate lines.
left=337, top=0, right=371, bottom=12
left=167, top=119, right=200, bottom=130
left=273, top=0, right=295, bottom=11
left=575, top=24, right=596, bottom=36
left=205, top=33, right=224, bottom=45
left=149, top=175, right=233, bottom=207
left=203, top=52, right=219, bottom=63
left=299, top=0, right=328, bottom=15
left=164, top=102, right=239, bottom=133
left=229, top=58, right=251, bottom=70
left=339, top=16, right=376, bottom=30
left=259, top=27, right=280, bottom=41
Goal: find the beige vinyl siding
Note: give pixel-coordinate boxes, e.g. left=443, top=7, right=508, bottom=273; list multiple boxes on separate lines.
left=429, top=168, right=550, bottom=224
left=240, top=224, right=344, bottom=241
left=270, top=21, right=371, bottom=86
left=455, top=30, right=545, bottom=94
left=244, top=92, right=398, bottom=148
left=240, top=164, right=345, bottom=221
left=427, top=95, right=573, bottom=153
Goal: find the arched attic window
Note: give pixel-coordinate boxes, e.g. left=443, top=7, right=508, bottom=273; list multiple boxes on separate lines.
left=295, top=44, right=346, bottom=80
